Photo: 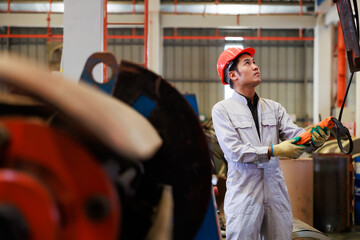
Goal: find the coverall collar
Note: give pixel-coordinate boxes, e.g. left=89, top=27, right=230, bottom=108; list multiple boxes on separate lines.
left=232, top=91, right=259, bottom=106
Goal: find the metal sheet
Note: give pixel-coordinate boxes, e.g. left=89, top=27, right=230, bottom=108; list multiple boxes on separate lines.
left=292, top=218, right=330, bottom=240
left=313, top=154, right=352, bottom=233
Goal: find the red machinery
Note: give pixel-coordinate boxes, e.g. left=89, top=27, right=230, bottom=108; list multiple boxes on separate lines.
left=0, top=52, right=213, bottom=240
left=0, top=119, right=120, bottom=240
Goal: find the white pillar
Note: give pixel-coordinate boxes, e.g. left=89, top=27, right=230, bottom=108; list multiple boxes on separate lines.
left=356, top=73, right=360, bottom=137
left=313, top=14, right=333, bottom=123
left=62, top=0, right=104, bottom=82
left=148, top=0, right=162, bottom=75
left=356, top=0, right=360, bottom=137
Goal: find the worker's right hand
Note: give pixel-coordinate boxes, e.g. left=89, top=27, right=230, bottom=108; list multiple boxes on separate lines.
left=272, top=137, right=307, bottom=159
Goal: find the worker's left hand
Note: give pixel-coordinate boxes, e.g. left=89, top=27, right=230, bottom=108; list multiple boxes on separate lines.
left=311, top=126, right=330, bottom=147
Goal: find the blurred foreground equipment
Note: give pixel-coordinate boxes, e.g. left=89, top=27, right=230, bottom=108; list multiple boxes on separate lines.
left=202, top=118, right=227, bottom=177
left=0, top=52, right=214, bottom=240
left=0, top=119, right=120, bottom=240
left=80, top=53, right=213, bottom=239
left=292, top=219, right=330, bottom=240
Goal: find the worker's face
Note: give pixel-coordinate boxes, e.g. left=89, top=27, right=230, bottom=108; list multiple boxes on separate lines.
left=229, top=54, right=261, bottom=88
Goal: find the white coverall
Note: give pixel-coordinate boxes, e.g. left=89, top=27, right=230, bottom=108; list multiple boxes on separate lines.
left=212, top=92, right=305, bottom=240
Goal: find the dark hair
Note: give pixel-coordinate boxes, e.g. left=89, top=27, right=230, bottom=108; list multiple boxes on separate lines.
left=229, top=80, right=234, bottom=89
left=228, top=52, right=251, bottom=89
left=229, top=52, right=250, bottom=71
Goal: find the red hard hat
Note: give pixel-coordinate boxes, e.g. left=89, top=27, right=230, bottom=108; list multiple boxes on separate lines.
left=217, top=47, right=255, bottom=85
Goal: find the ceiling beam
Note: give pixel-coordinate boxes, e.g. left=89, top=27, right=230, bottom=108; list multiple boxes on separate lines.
left=0, top=13, right=63, bottom=28
left=161, top=14, right=316, bottom=29
left=0, top=13, right=315, bottom=29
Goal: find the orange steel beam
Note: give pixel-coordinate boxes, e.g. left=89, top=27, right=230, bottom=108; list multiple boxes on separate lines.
left=46, top=0, right=52, bottom=38
left=0, top=34, right=314, bottom=41
left=0, top=34, right=63, bottom=38
left=163, top=36, right=314, bottom=41
left=104, top=0, right=108, bottom=52
left=108, top=35, right=144, bottom=39
left=107, top=22, right=144, bottom=25
left=258, top=0, right=261, bottom=15
left=216, top=0, right=219, bottom=15
left=337, top=21, right=347, bottom=107
left=132, top=27, right=136, bottom=36
left=157, top=11, right=314, bottom=15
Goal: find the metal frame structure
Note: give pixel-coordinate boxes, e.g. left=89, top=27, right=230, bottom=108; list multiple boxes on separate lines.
left=164, top=28, right=313, bottom=41
left=104, top=0, right=149, bottom=67
left=0, top=0, right=314, bottom=42
left=0, top=0, right=314, bottom=85
left=0, top=0, right=62, bottom=39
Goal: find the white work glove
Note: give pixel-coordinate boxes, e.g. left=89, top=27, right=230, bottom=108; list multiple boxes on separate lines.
left=272, top=137, right=307, bottom=159
left=311, top=126, right=330, bottom=147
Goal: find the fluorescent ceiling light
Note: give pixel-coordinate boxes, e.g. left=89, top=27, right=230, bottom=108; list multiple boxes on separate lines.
left=225, top=37, right=244, bottom=41
left=224, top=44, right=244, bottom=50
left=0, top=3, right=308, bottom=15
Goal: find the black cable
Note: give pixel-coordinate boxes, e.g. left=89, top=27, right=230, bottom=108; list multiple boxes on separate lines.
left=338, top=72, right=354, bottom=122
left=334, top=0, right=359, bottom=154
left=334, top=118, right=354, bottom=153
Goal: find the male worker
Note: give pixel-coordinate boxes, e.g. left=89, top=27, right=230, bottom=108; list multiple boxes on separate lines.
left=212, top=47, right=329, bottom=240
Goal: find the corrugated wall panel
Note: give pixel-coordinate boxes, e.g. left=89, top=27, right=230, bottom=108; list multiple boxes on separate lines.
left=174, top=46, right=183, bottom=79
left=191, top=46, right=200, bottom=79
left=163, top=36, right=315, bottom=124
left=0, top=27, right=321, bottom=126
left=269, top=46, right=278, bottom=79
left=8, top=28, right=47, bottom=63
left=164, top=45, right=174, bottom=78
left=305, top=44, right=314, bottom=122
left=348, top=81, right=356, bottom=114
left=164, top=42, right=225, bottom=118
left=278, top=47, right=287, bottom=80
left=108, top=29, right=144, bottom=64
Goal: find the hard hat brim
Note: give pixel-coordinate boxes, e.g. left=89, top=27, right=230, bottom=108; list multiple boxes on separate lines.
left=239, top=47, right=255, bottom=58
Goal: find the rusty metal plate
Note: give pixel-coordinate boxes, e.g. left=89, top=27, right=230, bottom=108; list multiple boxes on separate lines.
left=79, top=52, right=119, bottom=94
left=336, top=0, right=360, bottom=72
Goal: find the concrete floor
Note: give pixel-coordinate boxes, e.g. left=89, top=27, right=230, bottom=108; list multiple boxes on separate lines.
left=221, top=226, right=360, bottom=239
left=326, top=226, right=360, bottom=240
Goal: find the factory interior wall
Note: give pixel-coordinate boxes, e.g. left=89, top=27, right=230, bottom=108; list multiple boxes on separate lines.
left=134, top=27, right=317, bottom=127
left=1, top=27, right=356, bottom=127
